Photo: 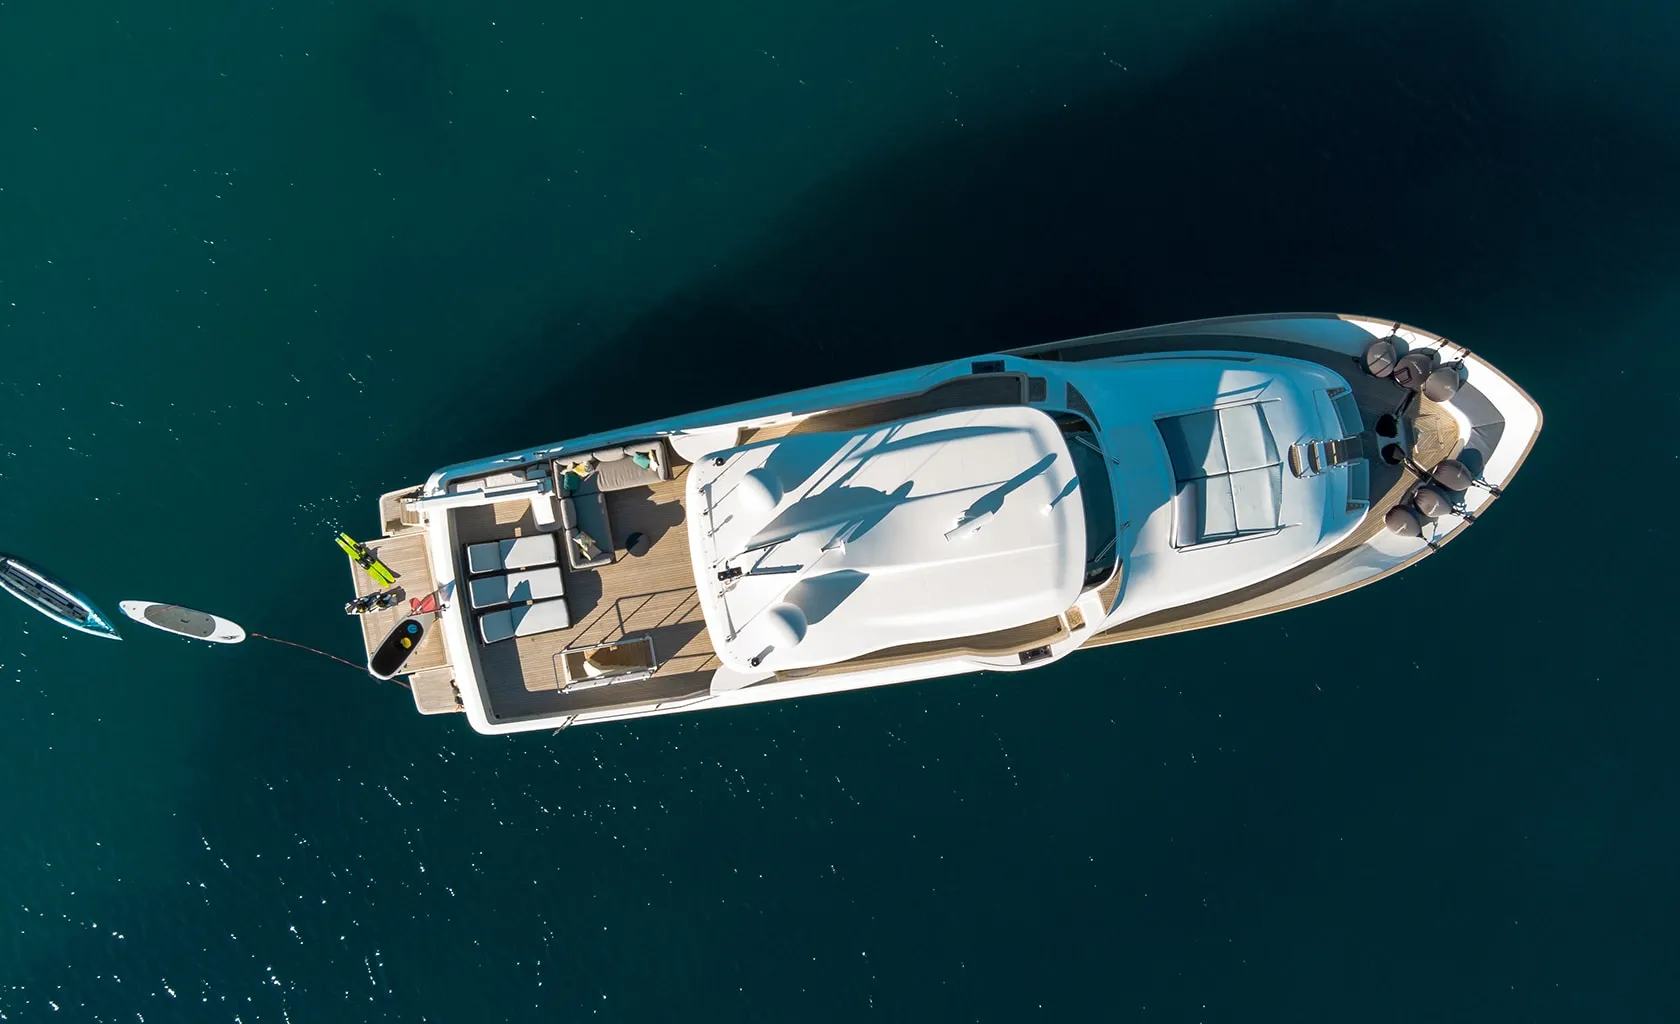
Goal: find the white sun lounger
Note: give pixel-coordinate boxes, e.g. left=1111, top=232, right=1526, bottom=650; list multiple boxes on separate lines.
left=478, top=598, right=572, bottom=644
left=469, top=567, right=566, bottom=610
left=466, top=535, right=559, bottom=575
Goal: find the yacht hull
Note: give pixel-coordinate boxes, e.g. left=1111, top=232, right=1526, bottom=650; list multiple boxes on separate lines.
left=358, top=313, right=1541, bottom=734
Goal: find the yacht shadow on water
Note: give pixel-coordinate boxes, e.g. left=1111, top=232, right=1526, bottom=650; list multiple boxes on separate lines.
left=520, top=1, right=1680, bottom=443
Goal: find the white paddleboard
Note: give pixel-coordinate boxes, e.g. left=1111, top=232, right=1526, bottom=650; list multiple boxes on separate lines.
left=118, top=601, right=247, bottom=644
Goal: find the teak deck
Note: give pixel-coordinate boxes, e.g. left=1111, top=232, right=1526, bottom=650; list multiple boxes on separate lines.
left=451, top=468, right=719, bottom=721
left=347, top=531, right=448, bottom=674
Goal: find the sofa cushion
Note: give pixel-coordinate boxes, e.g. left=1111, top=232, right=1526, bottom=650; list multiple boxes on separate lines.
left=565, top=490, right=614, bottom=569
left=591, top=442, right=667, bottom=491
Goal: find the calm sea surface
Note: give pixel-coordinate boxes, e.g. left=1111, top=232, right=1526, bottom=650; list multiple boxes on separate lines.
left=3, top=1, right=1678, bottom=1020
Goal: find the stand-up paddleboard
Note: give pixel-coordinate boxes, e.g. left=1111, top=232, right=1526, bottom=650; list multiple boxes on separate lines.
left=368, top=610, right=436, bottom=680
left=0, top=553, right=121, bottom=639
left=118, top=601, right=246, bottom=644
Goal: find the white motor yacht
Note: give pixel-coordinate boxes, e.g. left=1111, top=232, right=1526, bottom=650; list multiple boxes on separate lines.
left=345, top=313, right=1540, bottom=734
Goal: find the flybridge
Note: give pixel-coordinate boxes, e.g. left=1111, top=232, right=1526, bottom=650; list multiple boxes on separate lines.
left=689, top=406, right=1088, bottom=673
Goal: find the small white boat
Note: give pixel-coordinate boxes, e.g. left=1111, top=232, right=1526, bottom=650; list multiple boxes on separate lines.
left=0, top=554, right=121, bottom=640
left=119, top=601, right=246, bottom=644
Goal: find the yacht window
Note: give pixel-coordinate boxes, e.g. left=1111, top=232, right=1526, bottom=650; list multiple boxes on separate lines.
left=1346, top=457, right=1371, bottom=510
left=1053, top=412, right=1118, bottom=584
left=1158, top=404, right=1283, bottom=547
left=1331, top=391, right=1364, bottom=437
left=1329, top=390, right=1369, bottom=509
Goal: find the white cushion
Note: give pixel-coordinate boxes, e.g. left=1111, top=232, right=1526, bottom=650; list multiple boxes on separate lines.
left=469, top=567, right=565, bottom=609
left=530, top=494, right=558, bottom=530
left=479, top=598, right=571, bottom=644
left=1176, top=477, right=1235, bottom=544
left=1159, top=410, right=1226, bottom=477
left=1230, top=466, right=1282, bottom=533
left=1219, top=404, right=1279, bottom=473
left=467, top=535, right=560, bottom=575
left=513, top=598, right=571, bottom=636
left=478, top=608, right=515, bottom=643
left=466, top=541, right=503, bottom=575
left=501, top=535, right=558, bottom=570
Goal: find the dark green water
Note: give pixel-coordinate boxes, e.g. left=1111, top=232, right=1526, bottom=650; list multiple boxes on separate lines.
left=3, top=1, right=1678, bottom=1019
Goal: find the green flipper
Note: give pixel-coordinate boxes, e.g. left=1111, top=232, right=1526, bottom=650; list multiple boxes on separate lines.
left=336, top=533, right=400, bottom=587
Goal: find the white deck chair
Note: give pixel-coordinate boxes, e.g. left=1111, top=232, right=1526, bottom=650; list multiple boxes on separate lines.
left=478, top=598, right=572, bottom=644
left=469, top=567, right=565, bottom=609
left=465, top=535, right=559, bottom=575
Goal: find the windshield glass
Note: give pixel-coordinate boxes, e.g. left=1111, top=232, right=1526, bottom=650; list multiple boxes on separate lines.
left=1056, top=413, right=1118, bottom=585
